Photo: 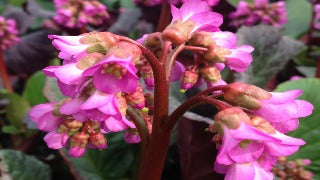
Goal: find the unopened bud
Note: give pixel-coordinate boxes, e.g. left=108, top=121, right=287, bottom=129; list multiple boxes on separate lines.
left=116, top=93, right=128, bottom=116
left=189, top=32, right=214, bottom=47
left=76, top=52, right=105, bottom=70
left=125, top=85, right=146, bottom=109
left=162, top=20, right=195, bottom=45
left=144, top=93, right=154, bottom=110
left=89, top=133, right=107, bottom=149
left=70, top=132, right=90, bottom=148
left=200, top=66, right=221, bottom=83
left=107, top=42, right=141, bottom=64
left=181, top=69, right=199, bottom=91
left=214, top=107, right=250, bottom=129
left=144, top=32, right=161, bottom=47
left=223, top=83, right=271, bottom=110
left=251, top=116, right=276, bottom=134
left=203, top=45, right=230, bottom=63
left=278, top=156, right=287, bottom=165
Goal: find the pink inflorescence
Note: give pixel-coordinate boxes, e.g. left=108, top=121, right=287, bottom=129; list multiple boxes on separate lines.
left=28, top=2, right=314, bottom=179
left=53, top=0, right=109, bottom=29
left=0, top=16, right=19, bottom=51
left=314, top=4, right=320, bottom=30
left=209, top=83, right=313, bottom=180
left=229, top=0, right=287, bottom=28
left=135, top=0, right=219, bottom=7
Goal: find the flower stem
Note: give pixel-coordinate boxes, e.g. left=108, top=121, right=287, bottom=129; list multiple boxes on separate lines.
left=157, top=0, right=171, bottom=32
left=166, top=96, right=229, bottom=131
left=0, top=52, right=13, bottom=92
left=184, top=45, right=208, bottom=52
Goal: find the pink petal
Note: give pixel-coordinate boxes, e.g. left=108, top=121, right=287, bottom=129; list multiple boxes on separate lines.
left=29, top=103, right=54, bottom=123
left=44, top=131, right=68, bottom=149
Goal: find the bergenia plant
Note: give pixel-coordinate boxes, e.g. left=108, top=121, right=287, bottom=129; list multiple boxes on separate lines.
left=52, top=0, right=109, bottom=29
left=29, top=0, right=314, bottom=179
left=229, top=0, right=287, bottom=28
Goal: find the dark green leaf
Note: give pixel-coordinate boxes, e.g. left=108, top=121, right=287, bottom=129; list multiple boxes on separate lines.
left=23, top=71, right=47, bottom=106
left=43, top=77, right=66, bottom=102
left=0, top=150, right=51, bottom=180
left=235, top=25, right=304, bottom=87
left=275, top=78, right=320, bottom=175
left=65, top=132, right=138, bottom=179
left=0, top=90, right=30, bottom=128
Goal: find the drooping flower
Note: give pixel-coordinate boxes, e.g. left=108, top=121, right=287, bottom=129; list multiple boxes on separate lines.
left=124, top=130, right=141, bottom=143
left=222, top=83, right=314, bottom=133
left=162, top=0, right=223, bottom=45
left=210, top=108, right=305, bottom=167
left=0, top=16, right=19, bottom=51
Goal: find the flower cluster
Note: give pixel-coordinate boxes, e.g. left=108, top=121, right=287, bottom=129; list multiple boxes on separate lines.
left=208, top=83, right=313, bottom=179
left=53, top=0, right=109, bottom=29
left=138, top=0, right=253, bottom=92
left=0, top=16, right=19, bottom=51
left=273, top=157, right=313, bottom=180
left=314, top=4, right=320, bottom=30
left=134, top=0, right=219, bottom=7
left=229, top=0, right=287, bottom=28
left=29, top=32, right=149, bottom=157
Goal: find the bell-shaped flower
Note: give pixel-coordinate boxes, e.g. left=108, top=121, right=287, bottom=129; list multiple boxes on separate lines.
left=252, top=90, right=314, bottom=133
left=162, top=0, right=223, bottom=45
left=44, top=130, right=69, bottom=149
left=83, top=55, right=139, bottom=94
left=29, top=103, right=64, bottom=132
left=211, top=31, right=254, bottom=72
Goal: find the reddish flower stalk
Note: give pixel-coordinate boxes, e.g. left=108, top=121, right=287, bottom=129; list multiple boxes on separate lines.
left=157, top=0, right=171, bottom=32
left=0, top=52, right=13, bottom=92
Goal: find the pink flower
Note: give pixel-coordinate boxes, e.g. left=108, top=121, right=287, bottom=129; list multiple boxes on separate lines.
left=79, top=90, right=135, bottom=132
left=213, top=108, right=305, bottom=166
left=44, top=130, right=69, bottom=149
left=214, top=161, right=273, bottom=180
left=83, top=55, right=139, bottom=94
left=29, top=103, right=64, bottom=132
left=69, top=146, right=86, bottom=157
left=0, top=16, right=19, bottom=50
left=229, top=0, right=287, bottom=28
left=314, top=4, right=320, bottom=30
left=211, top=31, right=254, bottom=72
left=124, top=131, right=141, bottom=143
left=162, top=0, right=223, bottom=45
left=252, top=90, right=314, bottom=133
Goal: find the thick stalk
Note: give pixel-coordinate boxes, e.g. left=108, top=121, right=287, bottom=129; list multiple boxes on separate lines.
left=0, top=52, right=13, bottom=92
left=156, top=0, right=171, bottom=32
left=139, top=63, right=170, bottom=180
left=316, top=57, right=320, bottom=78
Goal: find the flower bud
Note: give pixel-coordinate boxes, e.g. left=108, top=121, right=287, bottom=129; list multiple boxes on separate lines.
left=140, top=62, right=154, bottom=88
left=203, top=45, right=231, bottom=63
left=107, top=42, right=141, bottom=64
left=162, top=20, right=195, bottom=45
left=250, top=116, right=276, bottom=134
left=214, top=107, right=251, bottom=129
left=181, top=69, right=199, bottom=91
left=70, top=132, right=90, bottom=149
left=144, top=92, right=154, bottom=110
left=116, top=93, right=128, bottom=116
left=189, top=32, right=214, bottom=47
left=76, top=52, right=105, bottom=70
left=89, top=133, right=107, bottom=149
left=223, top=82, right=271, bottom=110
left=144, top=32, right=161, bottom=48
left=58, top=118, right=83, bottom=135
left=125, top=85, right=145, bottom=109
left=200, top=66, right=221, bottom=83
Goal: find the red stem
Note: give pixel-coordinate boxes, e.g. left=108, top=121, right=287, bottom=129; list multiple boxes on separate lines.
left=160, top=41, right=172, bottom=64
left=156, top=0, right=171, bottom=32
left=184, top=45, right=208, bottom=52
left=0, top=52, right=13, bottom=92
left=316, top=57, right=320, bottom=78
left=166, top=96, right=229, bottom=131
left=307, top=7, right=316, bottom=50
